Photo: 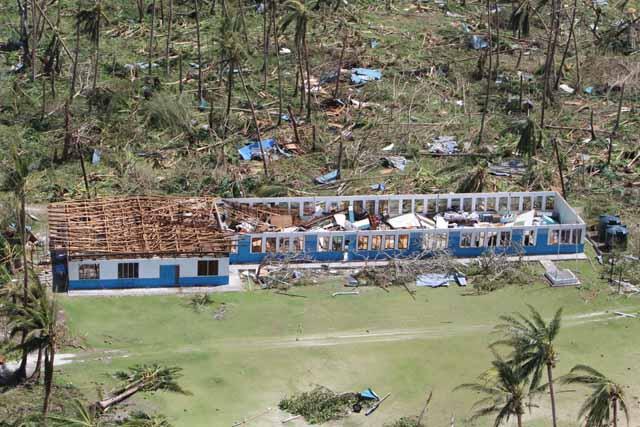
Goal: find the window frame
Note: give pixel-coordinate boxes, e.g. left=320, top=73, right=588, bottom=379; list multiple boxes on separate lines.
left=357, top=235, right=369, bottom=251
left=198, top=260, right=219, bottom=276
left=397, top=234, right=409, bottom=250
left=251, top=237, right=263, bottom=253
left=117, top=262, right=139, bottom=279
left=79, top=263, right=100, bottom=280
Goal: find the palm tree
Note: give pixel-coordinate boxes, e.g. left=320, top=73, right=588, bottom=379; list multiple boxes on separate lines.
left=8, top=283, right=59, bottom=418
left=49, top=399, right=104, bottom=426
left=2, top=145, right=30, bottom=381
left=281, top=0, right=312, bottom=121
left=165, top=0, right=173, bottom=75
left=216, top=14, right=270, bottom=178
left=456, top=355, right=530, bottom=427
left=76, top=1, right=104, bottom=91
left=561, top=365, right=630, bottom=427
left=97, top=364, right=189, bottom=411
left=492, top=306, right=563, bottom=427
left=193, top=0, right=203, bottom=105
left=121, top=412, right=173, bottom=426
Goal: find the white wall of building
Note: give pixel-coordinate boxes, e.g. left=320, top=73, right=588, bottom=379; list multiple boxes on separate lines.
left=68, top=256, right=229, bottom=280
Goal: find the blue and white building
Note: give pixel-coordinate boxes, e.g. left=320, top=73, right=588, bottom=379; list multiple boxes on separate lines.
left=49, top=191, right=585, bottom=291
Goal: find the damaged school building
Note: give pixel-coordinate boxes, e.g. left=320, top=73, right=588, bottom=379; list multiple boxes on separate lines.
left=48, top=191, right=585, bottom=291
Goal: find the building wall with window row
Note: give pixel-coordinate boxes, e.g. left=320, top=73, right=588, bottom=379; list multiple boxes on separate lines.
left=67, top=257, right=229, bottom=290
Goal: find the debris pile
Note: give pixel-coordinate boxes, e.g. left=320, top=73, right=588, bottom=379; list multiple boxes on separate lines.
left=219, top=199, right=560, bottom=241
left=279, top=386, right=385, bottom=424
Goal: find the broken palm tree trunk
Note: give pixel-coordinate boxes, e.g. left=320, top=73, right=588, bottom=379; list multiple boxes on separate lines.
left=96, top=365, right=188, bottom=412
left=165, top=0, right=173, bottom=75
left=477, top=0, right=494, bottom=145
left=608, top=83, right=625, bottom=167
left=238, top=68, right=269, bottom=178
left=552, top=137, right=566, bottom=198
left=148, top=0, right=156, bottom=76
left=554, top=0, right=578, bottom=90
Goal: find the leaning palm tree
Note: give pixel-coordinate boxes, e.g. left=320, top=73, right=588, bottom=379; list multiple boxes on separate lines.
left=492, top=305, right=562, bottom=427
left=456, top=355, right=530, bottom=427
left=561, top=365, right=630, bottom=427
left=8, top=283, right=59, bottom=418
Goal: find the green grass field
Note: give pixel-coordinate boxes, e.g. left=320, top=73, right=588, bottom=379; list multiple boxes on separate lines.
left=58, top=261, right=640, bottom=427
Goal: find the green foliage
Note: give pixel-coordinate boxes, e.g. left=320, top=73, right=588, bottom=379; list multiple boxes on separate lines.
left=142, top=93, right=194, bottom=136
left=48, top=399, right=103, bottom=427
left=492, top=305, right=562, bottom=392
left=561, top=365, right=630, bottom=427
left=279, top=386, right=360, bottom=424
left=385, top=417, right=424, bottom=427
left=455, top=355, right=531, bottom=426
left=187, top=293, right=215, bottom=312
left=119, top=411, right=173, bottom=427
left=113, top=364, right=190, bottom=395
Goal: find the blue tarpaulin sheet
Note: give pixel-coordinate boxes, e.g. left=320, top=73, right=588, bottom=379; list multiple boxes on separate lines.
left=314, top=169, right=339, bottom=184
left=360, top=388, right=380, bottom=400
left=351, top=68, right=382, bottom=85
left=238, top=139, right=282, bottom=161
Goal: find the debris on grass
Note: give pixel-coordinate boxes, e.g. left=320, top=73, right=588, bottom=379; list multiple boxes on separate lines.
left=351, top=68, right=382, bottom=85
left=314, top=169, right=339, bottom=184
left=428, top=136, right=458, bottom=154
left=278, top=386, right=365, bottom=424
left=382, top=156, right=408, bottom=171
left=385, top=416, right=425, bottom=427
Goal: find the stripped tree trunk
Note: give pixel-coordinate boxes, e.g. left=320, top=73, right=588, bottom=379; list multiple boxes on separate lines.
left=547, top=362, right=558, bottom=427
left=165, top=0, right=173, bottom=75
left=148, top=0, right=156, bottom=76
left=194, top=0, right=203, bottom=102
left=97, top=382, right=145, bottom=411
left=238, top=68, right=269, bottom=178
left=271, top=1, right=283, bottom=125
left=42, top=344, right=55, bottom=418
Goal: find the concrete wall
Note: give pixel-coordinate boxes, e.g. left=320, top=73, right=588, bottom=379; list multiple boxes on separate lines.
left=67, top=256, right=229, bottom=290
left=230, top=225, right=585, bottom=264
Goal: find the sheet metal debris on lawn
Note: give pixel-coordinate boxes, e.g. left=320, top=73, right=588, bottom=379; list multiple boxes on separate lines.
left=416, top=273, right=466, bottom=287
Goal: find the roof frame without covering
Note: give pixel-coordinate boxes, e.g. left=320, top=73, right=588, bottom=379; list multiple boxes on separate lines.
left=48, top=196, right=235, bottom=260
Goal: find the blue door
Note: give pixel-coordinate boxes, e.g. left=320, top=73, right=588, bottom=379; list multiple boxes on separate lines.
left=159, top=265, right=180, bottom=286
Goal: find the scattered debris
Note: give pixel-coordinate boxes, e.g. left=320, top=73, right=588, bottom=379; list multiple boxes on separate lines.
left=559, top=84, right=575, bottom=94
left=488, top=159, right=527, bottom=176
left=279, top=386, right=373, bottom=424
left=351, top=68, right=382, bottom=85
left=416, top=274, right=451, bottom=288
left=469, top=35, right=488, bottom=50
left=315, top=169, right=339, bottom=184
left=332, top=290, right=360, bottom=296
left=382, top=156, right=408, bottom=171
left=428, top=136, right=459, bottom=154
left=238, top=139, right=292, bottom=161
left=614, top=311, right=638, bottom=319
left=365, top=392, right=391, bottom=416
